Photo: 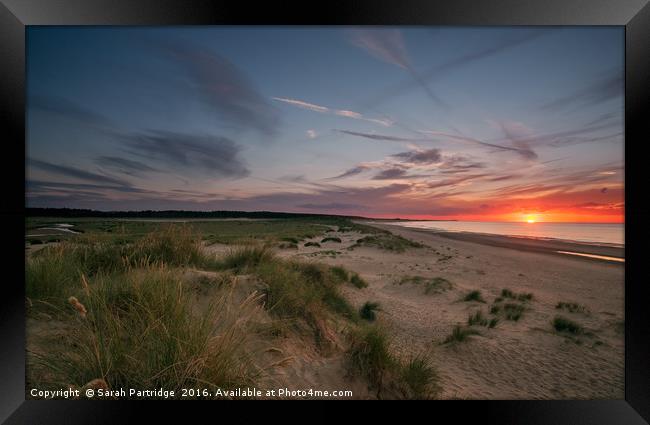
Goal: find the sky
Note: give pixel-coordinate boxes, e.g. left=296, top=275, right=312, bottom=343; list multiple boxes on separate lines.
left=26, top=27, right=624, bottom=222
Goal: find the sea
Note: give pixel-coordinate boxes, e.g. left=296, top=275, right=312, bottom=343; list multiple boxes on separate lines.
left=387, top=221, right=624, bottom=247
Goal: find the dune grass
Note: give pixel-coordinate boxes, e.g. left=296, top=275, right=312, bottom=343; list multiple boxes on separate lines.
left=399, top=355, right=440, bottom=400
left=467, top=310, right=488, bottom=327
left=556, top=301, right=588, bottom=314
left=27, top=218, right=442, bottom=399
left=29, top=267, right=265, bottom=393
left=350, top=233, right=424, bottom=253
left=304, top=242, right=321, bottom=248
left=501, top=288, right=534, bottom=302
left=330, top=266, right=349, bottom=282
left=26, top=226, right=212, bottom=305
left=553, top=316, right=584, bottom=334
left=350, top=273, right=368, bottom=289
left=462, top=290, right=486, bottom=303
left=346, top=326, right=393, bottom=392
left=443, top=325, right=481, bottom=344
left=502, top=303, right=525, bottom=321
left=360, top=302, right=381, bottom=321
left=321, top=237, right=342, bottom=243
left=216, top=245, right=275, bottom=273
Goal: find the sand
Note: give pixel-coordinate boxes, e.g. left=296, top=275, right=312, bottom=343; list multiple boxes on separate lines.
left=260, top=222, right=624, bottom=399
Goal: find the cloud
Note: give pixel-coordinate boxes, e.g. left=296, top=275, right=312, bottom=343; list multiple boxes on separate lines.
left=541, top=73, right=623, bottom=112
left=328, top=165, right=369, bottom=180
left=163, top=42, right=280, bottom=136
left=349, top=28, right=446, bottom=109
left=438, top=155, right=486, bottom=173
left=418, top=130, right=537, bottom=160
left=336, top=130, right=424, bottom=143
left=306, top=129, right=318, bottom=139
left=272, top=97, right=329, bottom=113
left=392, top=148, right=442, bottom=164
left=372, top=167, right=407, bottom=180
left=29, top=95, right=113, bottom=127
left=27, top=180, right=148, bottom=195
left=497, top=121, right=538, bottom=160
left=359, top=29, right=548, bottom=109
left=349, top=28, right=410, bottom=69
left=297, top=202, right=364, bottom=210
left=273, top=97, right=392, bottom=127
left=94, top=156, right=160, bottom=176
left=340, top=129, right=536, bottom=160
left=28, top=158, right=131, bottom=187
left=118, top=131, right=250, bottom=179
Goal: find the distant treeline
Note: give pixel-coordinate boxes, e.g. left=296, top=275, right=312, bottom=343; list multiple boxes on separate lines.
left=26, top=207, right=369, bottom=220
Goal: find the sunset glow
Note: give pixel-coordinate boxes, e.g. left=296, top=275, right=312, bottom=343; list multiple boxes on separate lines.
left=26, top=27, right=624, bottom=223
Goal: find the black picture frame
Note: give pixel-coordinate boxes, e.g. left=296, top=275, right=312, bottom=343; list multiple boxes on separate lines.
left=1, top=0, right=648, bottom=423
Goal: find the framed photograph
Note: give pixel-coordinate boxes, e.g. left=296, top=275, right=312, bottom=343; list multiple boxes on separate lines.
left=1, top=0, right=649, bottom=423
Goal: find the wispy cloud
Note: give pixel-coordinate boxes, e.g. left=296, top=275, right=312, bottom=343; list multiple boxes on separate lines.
left=28, top=158, right=131, bottom=187
left=327, top=165, right=370, bottom=180
left=306, top=129, right=318, bottom=139
left=163, top=41, right=280, bottom=136
left=340, top=129, right=537, bottom=160
left=359, top=29, right=548, bottom=109
left=336, top=130, right=424, bottom=143
left=496, top=121, right=538, bottom=160
left=94, top=156, right=160, bottom=177
left=273, top=97, right=392, bottom=127
left=372, top=167, right=408, bottom=180
left=349, top=28, right=446, bottom=109
left=29, top=95, right=113, bottom=128
left=541, top=73, right=623, bottom=112
left=118, top=131, right=250, bottom=179
left=272, top=97, right=328, bottom=113
left=392, top=148, right=442, bottom=164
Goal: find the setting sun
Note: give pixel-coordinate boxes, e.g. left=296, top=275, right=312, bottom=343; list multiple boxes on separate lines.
left=524, top=214, right=538, bottom=223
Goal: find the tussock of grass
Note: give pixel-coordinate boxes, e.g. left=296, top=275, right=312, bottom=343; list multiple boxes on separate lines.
left=30, top=268, right=264, bottom=393
left=26, top=226, right=211, bottom=304
left=501, top=289, right=514, bottom=298
left=467, top=310, right=488, bottom=326
left=399, top=355, right=440, bottom=400
left=556, top=302, right=588, bottom=314
left=350, top=273, right=368, bottom=289
left=360, top=302, right=380, bottom=321
left=443, top=326, right=481, bottom=344
left=304, top=242, right=321, bottom=248
left=256, top=258, right=356, bottom=327
left=218, top=246, right=275, bottom=273
left=490, top=304, right=501, bottom=314
left=321, top=237, right=342, bottom=243
left=501, top=288, right=534, bottom=302
left=553, top=316, right=583, bottom=334
left=346, top=326, right=394, bottom=395
left=488, top=318, right=499, bottom=328
left=463, top=290, right=485, bottom=303
left=350, top=234, right=424, bottom=253
left=502, top=303, right=525, bottom=321
left=281, top=237, right=300, bottom=244
left=397, top=276, right=452, bottom=294
left=330, top=266, right=349, bottom=283
left=517, top=293, right=534, bottom=302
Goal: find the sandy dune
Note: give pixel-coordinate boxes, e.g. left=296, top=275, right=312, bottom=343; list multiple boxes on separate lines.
left=258, top=222, right=625, bottom=399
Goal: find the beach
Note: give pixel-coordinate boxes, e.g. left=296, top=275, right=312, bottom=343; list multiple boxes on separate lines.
left=262, top=221, right=625, bottom=399
left=27, top=218, right=624, bottom=399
